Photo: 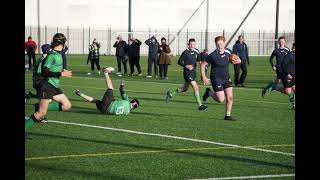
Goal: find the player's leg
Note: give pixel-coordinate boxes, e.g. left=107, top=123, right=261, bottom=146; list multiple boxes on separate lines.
left=25, top=98, right=51, bottom=130
left=224, top=87, right=235, bottom=120
left=234, top=64, right=240, bottom=86
left=274, top=83, right=287, bottom=94
left=262, top=79, right=278, bottom=98
left=203, top=79, right=226, bottom=103
left=239, top=61, right=247, bottom=86
left=190, top=81, right=207, bottom=110
left=203, top=87, right=225, bottom=103
left=166, top=82, right=190, bottom=103
left=52, top=94, right=72, bottom=111
left=102, top=67, right=114, bottom=90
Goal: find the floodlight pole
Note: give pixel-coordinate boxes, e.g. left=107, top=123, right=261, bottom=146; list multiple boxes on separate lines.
left=205, top=0, right=209, bottom=49
left=128, top=0, right=132, bottom=40
left=225, top=0, right=260, bottom=47
left=274, top=0, right=279, bottom=48
left=37, top=0, right=41, bottom=54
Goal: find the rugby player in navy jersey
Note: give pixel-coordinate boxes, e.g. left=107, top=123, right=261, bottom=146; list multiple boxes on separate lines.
left=201, top=36, right=241, bottom=120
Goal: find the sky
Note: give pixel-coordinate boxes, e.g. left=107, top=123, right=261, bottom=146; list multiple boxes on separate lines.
left=25, top=0, right=295, bottom=31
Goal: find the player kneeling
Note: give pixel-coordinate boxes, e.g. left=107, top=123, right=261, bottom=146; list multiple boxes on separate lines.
left=75, top=67, right=140, bottom=115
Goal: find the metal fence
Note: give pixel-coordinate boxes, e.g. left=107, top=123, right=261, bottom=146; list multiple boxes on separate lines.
left=25, top=26, right=294, bottom=56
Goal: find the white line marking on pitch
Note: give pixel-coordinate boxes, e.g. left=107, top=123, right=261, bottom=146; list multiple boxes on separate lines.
left=189, top=173, right=295, bottom=180
left=37, top=118, right=294, bottom=157
left=25, top=82, right=289, bottom=105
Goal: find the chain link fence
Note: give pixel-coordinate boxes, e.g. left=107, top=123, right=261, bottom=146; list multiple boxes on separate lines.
left=25, top=26, right=294, bottom=56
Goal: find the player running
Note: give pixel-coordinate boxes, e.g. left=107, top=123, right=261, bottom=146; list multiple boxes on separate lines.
left=262, top=36, right=290, bottom=97
left=201, top=36, right=241, bottom=120
left=75, top=67, right=140, bottom=115
left=165, top=38, right=208, bottom=110
left=25, top=33, right=73, bottom=138
left=273, top=43, right=295, bottom=110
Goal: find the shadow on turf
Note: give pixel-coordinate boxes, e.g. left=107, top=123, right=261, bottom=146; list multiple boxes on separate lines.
left=29, top=132, right=294, bottom=170
left=27, top=162, right=138, bottom=180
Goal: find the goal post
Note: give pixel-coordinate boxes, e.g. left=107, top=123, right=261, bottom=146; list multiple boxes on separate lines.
left=116, top=31, right=178, bottom=56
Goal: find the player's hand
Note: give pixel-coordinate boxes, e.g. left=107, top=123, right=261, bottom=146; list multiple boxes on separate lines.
left=233, top=58, right=241, bottom=64
left=287, top=74, right=292, bottom=79
left=61, top=69, right=72, bottom=77
left=185, top=65, right=193, bottom=70
left=272, top=66, right=276, bottom=71
left=203, top=77, right=210, bottom=85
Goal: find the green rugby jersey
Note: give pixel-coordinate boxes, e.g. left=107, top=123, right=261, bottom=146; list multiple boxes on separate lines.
left=106, top=94, right=131, bottom=115
left=43, top=50, right=63, bottom=88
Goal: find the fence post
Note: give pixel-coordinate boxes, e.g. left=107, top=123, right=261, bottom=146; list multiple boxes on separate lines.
left=57, top=27, right=58, bottom=33
left=258, top=30, right=261, bottom=55
left=148, top=27, right=151, bottom=38
left=186, top=29, right=189, bottom=44
left=177, top=31, right=180, bottom=55
left=223, top=29, right=225, bottom=37
left=45, top=25, right=47, bottom=44
left=168, top=28, right=170, bottom=42
left=108, top=27, right=112, bottom=55
left=30, top=26, right=32, bottom=36
left=200, top=29, right=203, bottom=51
left=67, top=26, right=69, bottom=54
left=89, top=26, right=91, bottom=46
left=262, top=31, right=265, bottom=55
left=83, top=27, right=85, bottom=54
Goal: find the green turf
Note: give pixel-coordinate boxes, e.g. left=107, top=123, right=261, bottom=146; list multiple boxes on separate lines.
left=25, top=55, right=295, bottom=180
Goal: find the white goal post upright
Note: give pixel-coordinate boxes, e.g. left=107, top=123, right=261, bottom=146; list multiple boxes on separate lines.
left=116, top=31, right=178, bottom=56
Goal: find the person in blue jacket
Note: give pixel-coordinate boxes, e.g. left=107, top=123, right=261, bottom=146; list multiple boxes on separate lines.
left=232, top=35, right=249, bottom=87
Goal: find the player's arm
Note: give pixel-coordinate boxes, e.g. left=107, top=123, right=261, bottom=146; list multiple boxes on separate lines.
left=196, top=51, right=201, bottom=63
left=177, top=51, right=186, bottom=67
left=201, top=60, right=210, bottom=85
left=269, top=50, right=276, bottom=68
left=42, top=56, right=71, bottom=78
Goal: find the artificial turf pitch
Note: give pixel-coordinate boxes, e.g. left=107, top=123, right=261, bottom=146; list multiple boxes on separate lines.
left=25, top=55, right=295, bottom=180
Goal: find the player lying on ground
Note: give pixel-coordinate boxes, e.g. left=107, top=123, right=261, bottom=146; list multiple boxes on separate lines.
left=25, top=33, right=73, bottom=139
left=75, top=67, right=140, bottom=115
left=165, top=38, right=208, bottom=110
left=201, top=36, right=241, bottom=120
left=262, top=36, right=290, bottom=97
left=25, top=44, right=51, bottom=102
